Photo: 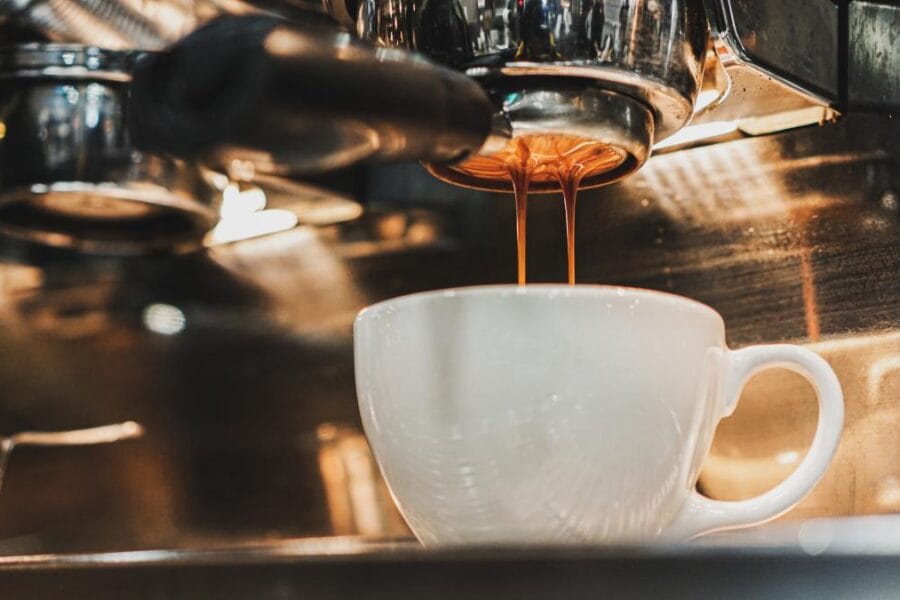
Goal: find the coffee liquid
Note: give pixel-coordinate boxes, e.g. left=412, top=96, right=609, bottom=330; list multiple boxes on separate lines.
left=555, top=161, right=585, bottom=285
left=452, top=134, right=624, bottom=187
left=462, top=135, right=617, bottom=284
left=507, top=155, right=531, bottom=285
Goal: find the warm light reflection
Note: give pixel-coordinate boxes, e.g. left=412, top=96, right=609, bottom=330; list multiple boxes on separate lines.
left=798, top=246, right=821, bottom=342
left=643, top=137, right=857, bottom=224
left=220, top=183, right=267, bottom=219
left=316, top=423, right=410, bottom=537
left=266, top=177, right=363, bottom=226
left=264, top=28, right=312, bottom=57
left=0, top=536, right=417, bottom=565
left=867, top=355, right=900, bottom=406
left=0, top=263, right=44, bottom=294
left=653, top=121, right=738, bottom=151
left=142, top=303, right=186, bottom=335
left=10, top=421, right=144, bottom=447
left=209, top=226, right=365, bottom=338
left=0, top=438, right=11, bottom=496
left=211, top=177, right=362, bottom=242
left=1, top=421, right=145, bottom=495
left=289, top=199, right=363, bottom=226
left=206, top=209, right=299, bottom=245
left=738, top=106, right=834, bottom=136
left=694, top=89, right=723, bottom=114
left=877, top=477, right=900, bottom=509
left=775, top=451, right=800, bottom=466
left=374, top=213, right=408, bottom=241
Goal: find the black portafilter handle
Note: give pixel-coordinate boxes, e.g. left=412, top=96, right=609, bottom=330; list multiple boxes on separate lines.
left=127, top=13, right=497, bottom=178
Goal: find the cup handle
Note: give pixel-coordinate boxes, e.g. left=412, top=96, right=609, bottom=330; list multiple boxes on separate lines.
left=665, top=344, right=844, bottom=540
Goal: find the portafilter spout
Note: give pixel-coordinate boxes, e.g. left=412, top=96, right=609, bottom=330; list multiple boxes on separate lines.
left=426, top=80, right=655, bottom=192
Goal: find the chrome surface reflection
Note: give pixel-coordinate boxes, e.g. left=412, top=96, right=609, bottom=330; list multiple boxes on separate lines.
left=358, top=0, right=709, bottom=141
left=0, top=44, right=219, bottom=253
left=316, top=423, right=410, bottom=537
left=0, top=0, right=220, bottom=50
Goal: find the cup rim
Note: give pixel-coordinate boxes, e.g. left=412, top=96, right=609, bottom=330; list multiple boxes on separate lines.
left=356, top=284, right=724, bottom=327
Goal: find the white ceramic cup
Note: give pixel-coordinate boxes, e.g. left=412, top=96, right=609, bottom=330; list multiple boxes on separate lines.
left=354, top=285, right=844, bottom=545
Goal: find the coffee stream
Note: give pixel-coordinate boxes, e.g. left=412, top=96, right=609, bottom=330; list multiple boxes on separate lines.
left=467, top=135, right=617, bottom=284
left=506, top=150, right=584, bottom=285
left=556, top=161, right=585, bottom=286
left=508, top=160, right=530, bottom=285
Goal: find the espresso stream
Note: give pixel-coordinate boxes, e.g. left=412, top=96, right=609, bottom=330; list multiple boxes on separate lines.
left=454, top=135, right=623, bottom=284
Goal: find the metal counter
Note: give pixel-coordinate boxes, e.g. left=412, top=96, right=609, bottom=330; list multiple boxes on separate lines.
left=3, top=525, right=900, bottom=599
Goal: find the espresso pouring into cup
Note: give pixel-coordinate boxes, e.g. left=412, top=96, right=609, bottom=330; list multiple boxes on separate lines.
left=354, top=285, right=843, bottom=545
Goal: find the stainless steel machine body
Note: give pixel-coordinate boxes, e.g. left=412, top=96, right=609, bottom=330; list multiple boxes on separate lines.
left=0, top=0, right=895, bottom=565
left=358, top=0, right=708, bottom=137
left=0, top=44, right=220, bottom=252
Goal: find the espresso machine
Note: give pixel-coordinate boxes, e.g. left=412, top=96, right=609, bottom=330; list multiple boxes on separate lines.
left=0, top=0, right=896, bottom=596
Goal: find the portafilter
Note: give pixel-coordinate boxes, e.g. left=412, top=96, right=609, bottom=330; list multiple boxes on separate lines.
left=356, top=0, right=710, bottom=191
